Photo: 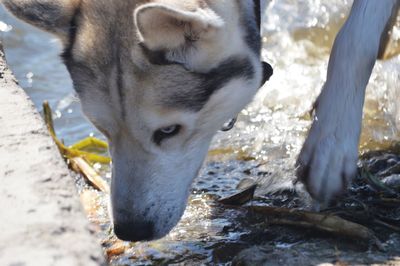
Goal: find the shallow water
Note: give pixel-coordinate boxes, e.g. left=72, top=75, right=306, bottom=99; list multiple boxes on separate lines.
left=1, top=1, right=399, bottom=265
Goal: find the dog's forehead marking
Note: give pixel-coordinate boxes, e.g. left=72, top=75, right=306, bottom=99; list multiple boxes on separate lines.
left=162, top=57, right=255, bottom=112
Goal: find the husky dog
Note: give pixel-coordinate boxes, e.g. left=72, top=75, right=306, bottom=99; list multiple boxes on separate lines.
left=2, top=0, right=398, bottom=241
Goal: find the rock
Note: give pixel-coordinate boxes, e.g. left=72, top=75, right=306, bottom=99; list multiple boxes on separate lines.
left=382, top=174, right=400, bottom=188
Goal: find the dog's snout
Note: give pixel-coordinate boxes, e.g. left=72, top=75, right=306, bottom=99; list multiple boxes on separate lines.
left=113, top=220, right=154, bottom=241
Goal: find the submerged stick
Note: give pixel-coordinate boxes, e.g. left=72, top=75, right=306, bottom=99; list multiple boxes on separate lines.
left=374, top=219, right=400, bottom=233
left=250, top=206, right=383, bottom=250
left=70, top=157, right=110, bottom=193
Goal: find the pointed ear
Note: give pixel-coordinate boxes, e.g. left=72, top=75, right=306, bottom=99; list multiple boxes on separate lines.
left=134, top=3, right=224, bottom=50
left=2, top=0, right=80, bottom=41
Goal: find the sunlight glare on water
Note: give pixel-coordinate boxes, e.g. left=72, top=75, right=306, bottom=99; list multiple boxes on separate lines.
left=221, top=0, right=400, bottom=163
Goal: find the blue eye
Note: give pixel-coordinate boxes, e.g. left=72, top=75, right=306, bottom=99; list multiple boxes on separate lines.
left=160, top=126, right=178, bottom=134
left=153, top=125, right=182, bottom=145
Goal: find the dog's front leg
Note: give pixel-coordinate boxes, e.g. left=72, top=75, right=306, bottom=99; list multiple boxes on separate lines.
left=296, top=0, right=399, bottom=205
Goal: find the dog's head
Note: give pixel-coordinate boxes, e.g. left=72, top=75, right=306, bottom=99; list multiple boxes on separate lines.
left=4, top=0, right=268, bottom=241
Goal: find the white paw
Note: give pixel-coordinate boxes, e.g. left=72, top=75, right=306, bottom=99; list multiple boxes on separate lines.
left=296, top=114, right=360, bottom=204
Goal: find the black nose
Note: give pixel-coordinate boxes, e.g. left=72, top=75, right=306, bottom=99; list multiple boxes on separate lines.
left=113, top=220, right=154, bottom=241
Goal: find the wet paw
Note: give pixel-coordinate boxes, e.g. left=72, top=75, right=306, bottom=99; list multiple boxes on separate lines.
left=296, top=121, right=359, bottom=204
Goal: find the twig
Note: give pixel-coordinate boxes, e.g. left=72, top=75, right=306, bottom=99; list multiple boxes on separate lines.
left=362, top=168, right=396, bottom=196
left=249, top=206, right=383, bottom=250
left=70, top=157, right=110, bottom=193
left=372, top=197, right=400, bottom=207
left=373, top=219, right=400, bottom=233
left=43, top=101, right=111, bottom=193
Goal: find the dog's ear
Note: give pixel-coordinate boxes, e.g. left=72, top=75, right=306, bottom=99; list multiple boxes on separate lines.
left=2, top=0, right=80, bottom=41
left=134, top=2, right=223, bottom=50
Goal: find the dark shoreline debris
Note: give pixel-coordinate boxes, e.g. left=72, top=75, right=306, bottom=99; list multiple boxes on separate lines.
left=219, top=184, right=258, bottom=206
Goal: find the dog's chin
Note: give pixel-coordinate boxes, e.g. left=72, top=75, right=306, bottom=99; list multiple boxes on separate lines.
left=150, top=201, right=189, bottom=240
left=152, top=222, right=180, bottom=240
